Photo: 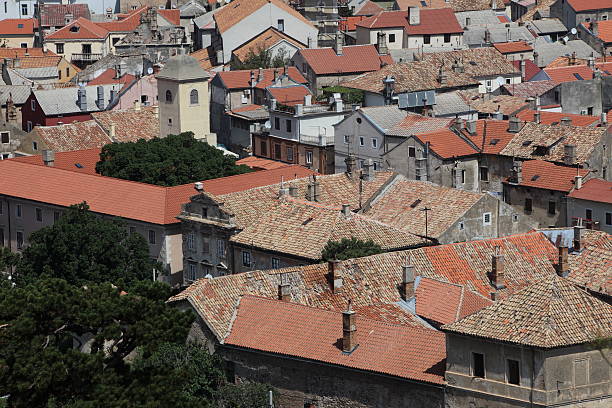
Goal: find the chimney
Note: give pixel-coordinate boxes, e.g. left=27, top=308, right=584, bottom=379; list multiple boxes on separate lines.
left=491, top=246, right=505, bottom=289
left=96, top=86, right=105, bottom=110
left=438, top=66, right=447, bottom=86
left=345, top=154, right=357, bottom=179
left=270, top=98, right=277, bottom=111
left=454, top=116, right=464, bottom=130
left=466, top=119, right=477, bottom=135
left=600, top=112, right=607, bottom=125
left=249, top=70, right=255, bottom=87
left=153, top=105, right=159, bottom=118
left=341, top=204, right=351, bottom=217
left=307, top=175, right=320, bottom=201
left=194, top=182, right=204, bottom=192
left=134, top=100, right=141, bottom=111
left=534, top=109, right=541, bottom=124
left=484, top=29, right=491, bottom=44
left=278, top=280, right=291, bottom=301
left=508, top=116, right=522, bottom=133
left=561, top=117, right=572, bottom=126
left=273, top=69, right=279, bottom=82
left=574, top=174, right=583, bottom=190
left=304, top=94, right=312, bottom=106
left=258, top=67, right=264, bottom=83
left=563, top=144, right=576, bottom=165
left=295, top=103, right=304, bottom=116
left=362, top=159, right=375, bottom=181
left=592, top=20, right=599, bottom=37
left=109, top=123, right=116, bottom=140
left=526, top=97, right=536, bottom=110
left=533, top=51, right=539, bottom=66
left=556, top=246, right=569, bottom=277
left=511, top=160, right=523, bottom=184
left=216, top=50, right=223, bottom=65
left=77, top=85, right=87, bottom=111
left=328, top=259, right=342, bottom=292
left=288, top=185, right=298, bottom=197
left=452, top=59, right=464, bottom=73
left=573, top=220, right=585, bottom=252
left=342, top=301, right=356, bottom=353
left=278, top=179, right=289, bottom=196
left=42, top=150, right=55, bottom=166
left=520, top=59, right=526, bottom=80
left=587, top=56, right=595, bottom=68
left=376, top=31, right=388, bottom=55
left=408, top=7, right=420, bottom=25
left=334, top=32, right=343, bottom=55
left=401, top=260, right=415, bottom=300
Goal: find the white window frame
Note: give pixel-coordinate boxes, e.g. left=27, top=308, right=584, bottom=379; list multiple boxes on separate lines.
left=343, top=135, right=349, bottom=144
left=483, top=212, right=492, bottom=226
left=217, top=239, right=226, bottom=258
left=371, top=138, right=378, bottom=148
left=242, top=250, right=251, bottom=267
left=306, top=151, right=313, bottom=164
left=359, top=136, right=364, bottom=146
left=187, top=232, right=195, bottom=250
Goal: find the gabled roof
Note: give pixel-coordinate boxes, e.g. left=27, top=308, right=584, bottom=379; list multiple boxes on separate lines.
left=33, top=84, right=120, bottom=115
left=493, top=41, right=533, bottom=54
left=567, top=0, right=612, bottom=12
left=33, top=120, right=111, bottom=152
left=504, top=160, right=589, bottom=192
left=224, top=296, right=446, bottom=384
left=354, top=0, right=384, bottom=16
left=567, top=230, right=612, bottom=296
left=516, top=109, right=600, bottom=127
left=216, top=67, right=307, bottom=90
left=10, top=55, right=62, bottom=69
left=415, top=277, right=493, bottom=325
left=443, top=275, right=612, bottom=348
left=413, top=129, right=478, bottom=159
left=462, top=93, right=529, bottom=116
left=387, top=114, right=452, bottom=136
left=0, top=18, right=37, bottom=35
left=267, top=85, right=311, bottom=106
left=87, top=68, right=136, bottom=87
left=40, top=4, right=91, bottom=27
left=0, top=48, right=53, bottom=58
left=232, top=27, right=305, bottom=63
left=502, top=79, right=556, bottom=97
left=229, top=198, right=425, bottom=260
left=567, top=178, right=612, bottom=204
left=236, top=156, right=293, bottom=171
left=190, top=47, right=215, bottom=70
left=356, top=9, right=463, bottom=35
left=157, top=54, right=210, bottom=82
left=460, top=119, right=516, bottom=154
left=512, top=59, right=541, bottom=81
left=11, top=148, right=101, bottom=175
left=420, top=47, right=519, bottom=78
left=298, top=45, right=393, bottom=75
left=543, top=65, right=597, bottom=83
left=358, top=106, right=409, bottom=133
left=45, top=17, right=109, bottom=40
left=91, top=106, right=159, bottom=143
left=213, top=0, right=312, bottom=33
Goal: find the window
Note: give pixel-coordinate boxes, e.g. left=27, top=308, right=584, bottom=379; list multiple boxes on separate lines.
left=190, top=89, right=199, bottom=105
left=472, top=352, right=485, bottom=378
left=272, top=257, right=280, bottom=269
left=423, top=34, right=431, bottom=44
left=260, top=141, right=267, bottom=156
left=444, top=33, right=451, bottom=43
left=274, top=144, right=281, bottom=160
left=16, top=231, right=24, bottom=250
left=186, top=262, right=197, bottom=281
left=306, top=150, right=313, bottom=164
left=201, top=207, right=208, bottom=218
left=486, top=80, right=492, bottom=87
left=373, top=162, right=378, bottom=170
left=168, top=118, right=172, bottom=126
left=66, top=67, right=69, bottom=77
left=409, top=147, right=416, bottom=157
left=0, top=201, right=2, bottom=214
left=242, top=251, right=251, bottom=267
left=35, top=208, right=42, bottom=222
left=371, top=138, right=378, bottom=148
left=606, top=212, right=611, bottom=226
left=359, top=136, right=364, bottom=146
left=165, top=90, right=172, bottom=103
left=274, top=117, right=280, bottom=130
left=148, top=230, right=156, bottom=244
left=21, top=3, right=27, bottom=15
left=461, top=170, right=466, bottom=184
left=217, top=239, right=226, bottom=258
left=506, top=78, right=511, bottom=84
left=483, top=212, right=492, bottom=226
left=54, top=211, right=61, bottom=223
left=343, top=135, right=350, bottom=144
left=286, top=119, right=292, bottom=132
left=31, top=100, right=36, bottom=111
left=287, top=147, right=294, bottom=162
left=277, top=19, right=284, bottom=31
left=574, top=358, right=589, bottom=387
left=202, top=237, right=210, bottom=253
left=512, top=214, right=519, bottom=222
left=56, top=44, right=64, bottom=54
left=27, top=122, right=33, bottom=132
left=0, top=228, right=3, bottom=247
left=586, top=208, right=593, bottom=220
left=524, top=198, right=533, bottom=213
left=129, top=226, right=136, bottom=235
left=16, top=204, right=22, bottom=218
left=141, top=95, right=148, bottom=105
left=112, top=37, right=120, bottom=46
left=0, top=132, right=8, bottom=144
left=187, top=232, right=195, bottom=250
left=458, top=221, right=464, bottom=230
left=507, top=359, right=520, bottom=385
left=58, top=70, right=62, bottom=80
left=389, top=33, right=396, bottom=43
left=479, top=167, right=489, bottom=181
left=548, top=200, right=556, bottom=215
left=20, top=43, right=27, bottom=48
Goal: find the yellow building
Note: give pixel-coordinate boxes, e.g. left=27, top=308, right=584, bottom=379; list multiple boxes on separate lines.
left=0, top=18, right=36, bottom=48
left=157, top=54, right=215, bottom=145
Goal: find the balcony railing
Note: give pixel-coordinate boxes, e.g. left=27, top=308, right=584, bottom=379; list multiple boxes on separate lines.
left=299, top=133, right=334, bottom=146
left=71, top=53, right=102, bottom=62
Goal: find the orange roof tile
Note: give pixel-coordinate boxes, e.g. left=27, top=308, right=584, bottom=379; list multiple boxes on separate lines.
left=33, top=121, right=111, bottom=152
left=504, top=160, right=589, bottom=192
left=40, top=4, right=90, bottom=27
left=10, top=148, right=101, bottom=175
left=87, top=68, right=136, bottom=87
left=338, top=16, right=368, bottom=31
left=543, top=65, right=596, bottom=83
left=0, top=48, right=53, bottom=58
left=355, top=0, right=385, bottom=15
left=95, top=6, right=148, bottom=32
left=516, top=109, right=600, bottom=127
left=567, top=0, right=612, bottom=12
left=493, top=41, right=533, bottom=54
left=567, top=230, right=612, bottom=295
left=45, top=17, right=109, bottom=40
left=567, top=178, right=612, bottom=204
left=298, top=45, right=393, bottom=75
left=236, top=156, right=294, bottom=170
left=214, top=0, right=313, bottom=33
left=225, top=296, right=446, bottom=383
left=217, top=67, right=307, bottom=89
left=91, top=107, right=159, bottom=143
left=414, top=129, right=478, bottom=159
left=157, top=9, right=180, bottom=25
left=460, top=119, right=516, bottom=154
left=356, top=8, right=463, bottom=35
left=267, top=85, right=311, bottom=106
left=0, top=18, right=37, bottom=35
left=232, top=28, right=305, bottom=63
left=190, top=47, right=215, bottom=70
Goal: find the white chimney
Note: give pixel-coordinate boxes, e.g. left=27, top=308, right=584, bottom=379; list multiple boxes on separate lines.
left=409, top=7, right=420, bottom=25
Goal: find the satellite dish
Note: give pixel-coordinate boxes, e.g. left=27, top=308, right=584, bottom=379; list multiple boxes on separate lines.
left=147, top=67, right=154, bottom=75
left=496, top=76, right=505, bottom=86
left=571, top=28, right=577, bottom=35
left=563, top=36, right=569, bottom=43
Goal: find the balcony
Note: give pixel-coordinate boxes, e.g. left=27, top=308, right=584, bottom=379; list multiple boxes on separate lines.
left=71, top=53, right=102, bottom=62
left=299, top=133, right=334, bottom=146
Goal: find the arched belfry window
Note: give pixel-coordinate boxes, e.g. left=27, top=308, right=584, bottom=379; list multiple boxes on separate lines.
left=190, top=89, right=199, bottom=105
left=165, top=90, right=172, bottom=103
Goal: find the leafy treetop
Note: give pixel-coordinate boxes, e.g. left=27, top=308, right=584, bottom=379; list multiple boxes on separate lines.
left=95, top=132, right=252, bottom=187
left=230, top=45, right=289, bottom=70
left=321, top=237, right=383, bottom=261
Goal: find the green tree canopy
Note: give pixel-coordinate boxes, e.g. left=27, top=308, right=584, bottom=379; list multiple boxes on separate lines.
left=95, top=132, right=252, bottom=187
left=15, top=202, right=158, bottom=287
left=321, top=237, right=383, bottom=261
left=230, top=45, right=289, bottom=70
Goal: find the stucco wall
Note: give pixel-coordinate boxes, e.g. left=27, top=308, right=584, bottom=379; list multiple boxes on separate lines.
left=503, top=184, right=568, bottom=228
left=334, top=110, right=385, bottom=173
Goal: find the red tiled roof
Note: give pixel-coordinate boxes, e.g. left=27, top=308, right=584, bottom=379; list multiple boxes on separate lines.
left=40, top=4, right=91, bottom=27
left=583, top=20, right=612, bottom=42
left=567, top=0, right=612, bottom=12
left=224, top=296, right=446, bottom=384
left=504, top=160, right=589, bottom=192
left=216, top=67, right=307, bottom=89
left=567, top=178, right=612, bottom=204
left=91, top=107, right=160, bottom=143
left=12, top=55, right=62, bottom=68
left=214, top=0, right=313, bottom=33
left=512, top=59, right=540, bottom=81
left=356, top=8, right=463, bottom=35
left=45, top=17, right=109, bottom=40
left=87, top=68, right=136, bottom=87
left=190, top=47, right=215, bottom=70
left=543, top=65, right=596, bottom=83
left=461, top=120, right=516, bottom=154
left=95, top=6, right=152, bottom=32
left=33, top=121, right=111, bottom=152
left=516, top=109, right=599, bottom=127
left=414, top=129, right=478, bottom=159
left=267, top=85, right=311, bottom=106
left=232, top=28, right=305, bottom=63
left=0, top=48, right=53, bottom=58
left=339, top=16, right=368, bottom=31
left=157, top=9, right=180, bottom=25
left=0, top=18, right=37, bottom=35
left=354, top=0, right=384, bottom=16
left=493, top=41, right=533, bottom=54
left=10, top=148, right=101, bottom=175
left=415, top=277, right=492, bottom=325
left=236, top=156, right=294, bottom=171
left=298, top=45, right=393, bottom=75
left=497, top=15, right=510, bottom=22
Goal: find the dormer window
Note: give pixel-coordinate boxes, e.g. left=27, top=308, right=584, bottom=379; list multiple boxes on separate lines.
left=70, top=25, right=80, bottom=32
left=202, top=207, right=208, bottom=218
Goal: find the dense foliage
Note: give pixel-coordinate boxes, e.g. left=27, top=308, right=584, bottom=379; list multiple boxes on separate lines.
left=15, top=203, right=158, bottom=287
left=95, top=132, right=252, bottom=187
left=321, top=237, right=383, bottom=261
left=230, top=46, right=290, bottom=70
left=318, top=86, right=364, bottom=105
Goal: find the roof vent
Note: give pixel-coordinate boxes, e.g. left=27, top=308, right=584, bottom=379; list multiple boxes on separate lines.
left=194, top=182, right=204, bottom=192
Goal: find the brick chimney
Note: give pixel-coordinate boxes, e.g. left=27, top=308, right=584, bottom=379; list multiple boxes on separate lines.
left=329, top=259, right=342, bottom=292
left=376, top=31, right=388, bottom=55
left=508, top=116, right=522, bottom=133
left=511, top=160, right=523, bottom=184
left=278, top=279, right=291, bottom=302
left=306, top=175, right=320, bottom=201
left=342, top=300, right=357, bottom=353
left=556, top=246, right=569, bottom=277
left=573, top=220, right=585, bottom=252
left=401, top=259, right=415, bottom=300
left=345, top=154, right=357, bottom=179
left=491, top=246, right=505, bottom=289
left=563, top=144, right=576, bottom=165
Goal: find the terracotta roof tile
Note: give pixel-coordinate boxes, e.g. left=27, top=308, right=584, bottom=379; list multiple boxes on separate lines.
left=298, top=45, right=393, bottom=75
left=237, top=156, right=290, bottom=170
left=356, top=8, right=463, bottom=34
left=95, top=6, right=148, bottom=32
left=225, top=296, right=446, bottom=384
left=10, top=148, right=101, bottom=175
left=190, top=48, right=215, bottom=70
left=214, top=0, right=312, bottom=34
left=393, top=0, right=449, bottom=10
left=518, top=0, right=556, bottom=21
left=338, top=16, right=368, bottom=31
left=493, top=41, right=533, bottom=54
left=387, top=114, right=452, bottom=136
left=232, top=28, right=305, bottom=62
left=33, top=120, right=111, bottom=152
left=567, top=178, right=612, bottom=204
left=414, top=129, right=479, bottom=159
left=502, top=80, right=557, bottom=97
left=567, top=0, right=612, bottom=12
left=443, top=275, right=612, bottom=348
left=91, top=107, right=159, bottom=143
left=543, top=65, right=599, bottom=83
left=217, top=67, right=307, bottom=90
left=354, top=0, right=384, bottom=16
left=157, top=9, right=180, bottom=25
left=0, top=18, right=37, bottom=35
left=516, top=109, right=600, bottom=127
left=504, top=160, right=589, bottom=192
left=419, top=48, right=520, bottom=78
left=40, top=4, right=91, bottom=27
left=267, top=85, right=311, bottom=106
left=461, top=119, right=516, bottom=154
left=460, top=93, right=529, bottom=116
left=512, top=59, right=541, bottom=81
left=45, top=17, right=109, bottom=40
left=0, top=48, right=53, bottom=58
left=87, top=68, right=136, bottom=87
left=567, top=230, right=612, bottom=296
left=12, top=55, right=62, bottom=69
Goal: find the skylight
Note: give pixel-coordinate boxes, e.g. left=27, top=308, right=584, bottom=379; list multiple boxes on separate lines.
left=490, top=139, right=500, bottom=145
left=410, top=199, right=422, bottom=208
left=573, top=73, right=584, bottom=80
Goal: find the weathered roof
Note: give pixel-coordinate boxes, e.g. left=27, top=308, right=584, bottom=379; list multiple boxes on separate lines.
left=516, top=109, right=600, bottom=127
left=462, top=93, right=529, bottom=116
left=419, top=47, right=520, bottom=78
left=532, top=38, right=599, bottom=67
left=357, top=9, right=463, bottom=35
left=40, top=4, right=91, bottom=27
left=33, top=85, right=120, bottom=115
left=91, top=107, right=159, bottom=143
left=358, top=105, right=411, bottom=133
left=33, top=120, right=111, bottom=152
left=567, top=230, right=612, bottom=296
left=567, top=178, right=612, bottom=204
left=387, top=114, right=452, bottom=136
left=0, top=85, right=33, bottom=105
left=567, top=0, right=612, bottom=12
left=157, top=54, right=210, bottom=82
left=504, top=160, right=589, bottom=192
left=224, top=296, right=446, bottom=384
left=216, top=67, right=307, bottom=90
left=45, top=17, right=109, bottom=40
left=502, top=80, right=557, bottom=98
left=460, top=119, right=517, bottom=154
left=298, top=45, right=393, bottom=75
left=443, top=275, right=612, bottom=348
left=236, top=156, right=293, bottom=171
left=432, top=91, right=473, bottom=117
